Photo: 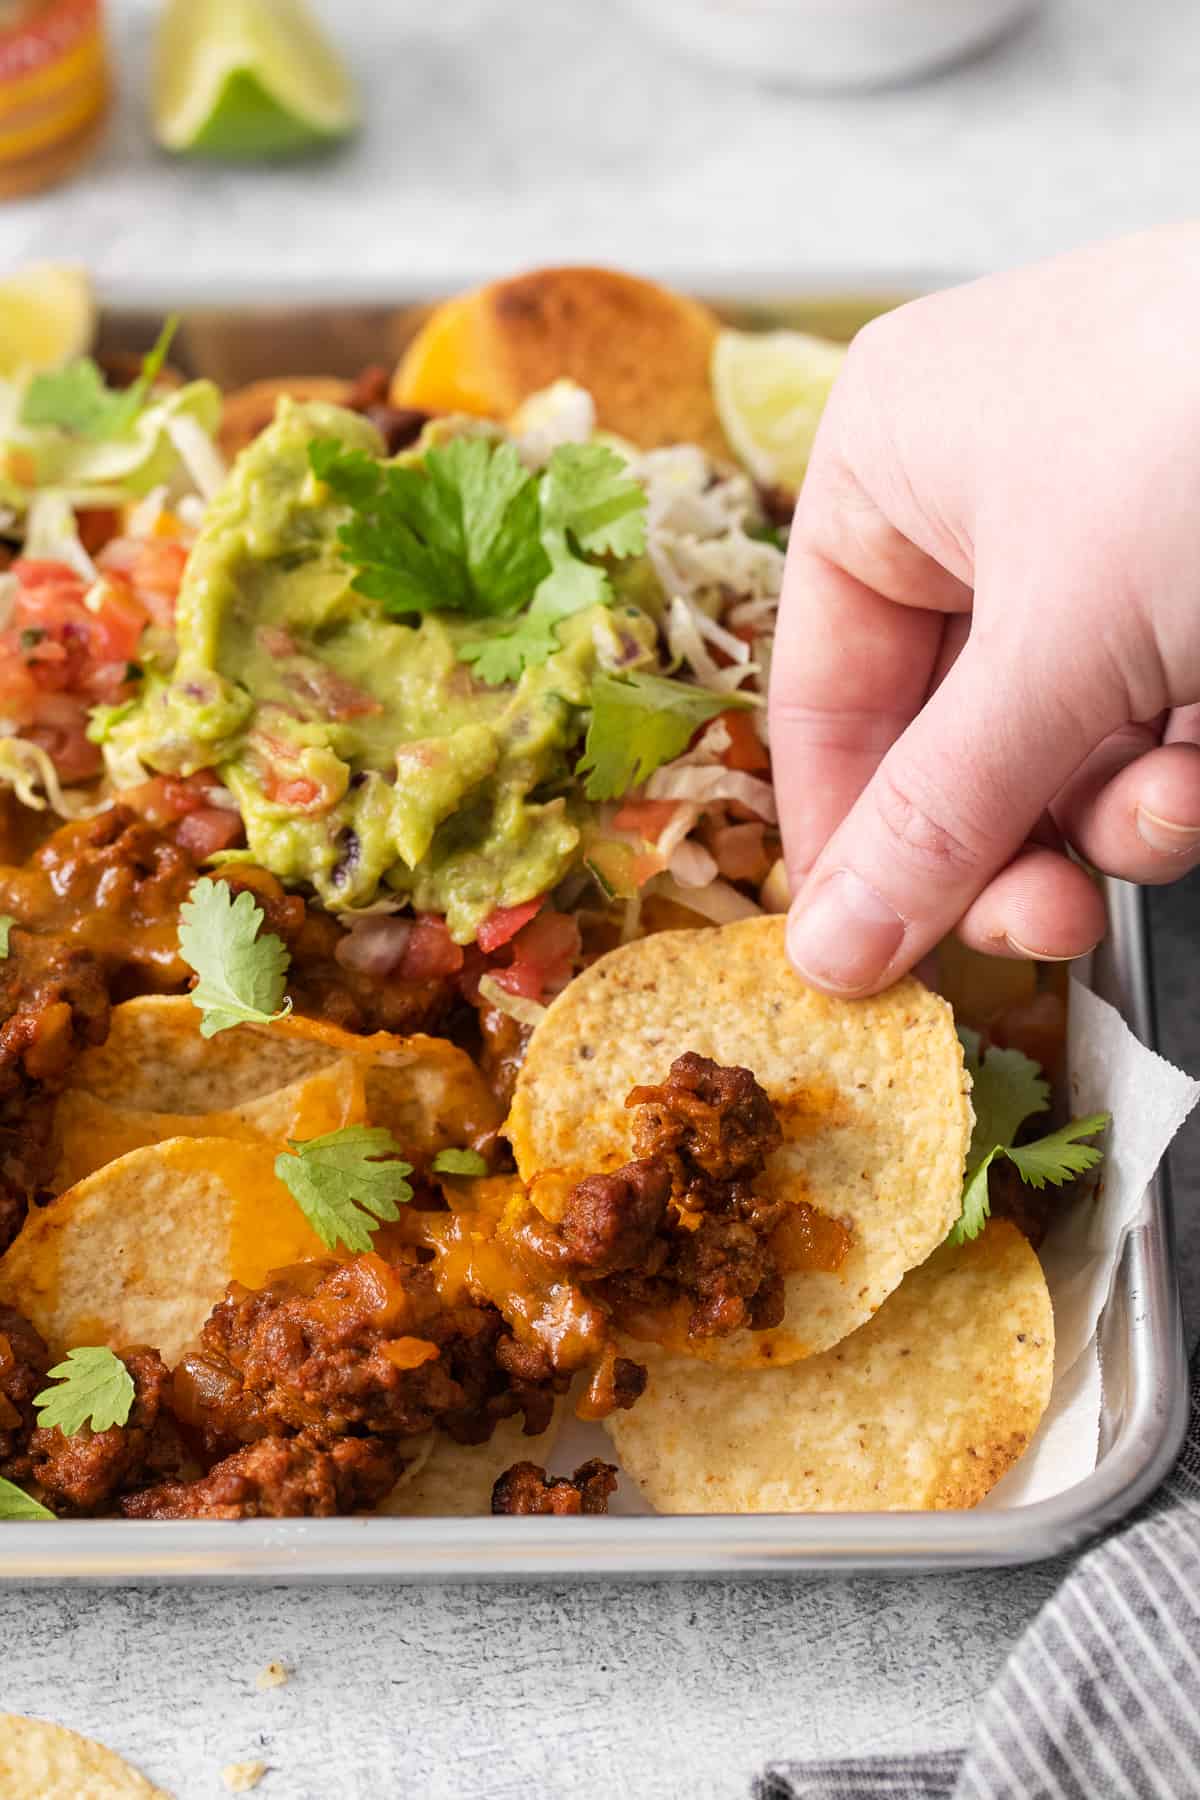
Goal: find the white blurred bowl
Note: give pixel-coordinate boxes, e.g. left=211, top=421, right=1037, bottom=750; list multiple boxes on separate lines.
left=626, top=0, right=1042, bottom=89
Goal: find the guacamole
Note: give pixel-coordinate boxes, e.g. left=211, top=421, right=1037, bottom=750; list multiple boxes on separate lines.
left=106, top=401, right=657, bottom=940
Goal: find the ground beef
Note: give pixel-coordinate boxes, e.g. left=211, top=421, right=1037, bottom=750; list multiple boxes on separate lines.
left=170, top=1253, right=567, bottom=1458
left=476, top=1002, right=530, bottom=1111
left=555, top=1160, right=672, bottom=1279
left=123, top=1430, right=405, bottom=1520
left=546, top=1055, right=789, bottom=1343
left=491, top=1458, right=618, bottom=1516
left=0, top=931, right=110, bottom=1093
left=0, top=1303, right=48, bottom=1474
left=28, top=1349, right=188, bottom=1515
left=578, top=1345, right=647, bottom=1418
left=628, top=1052, right=782, bottom=1205
left=0, top=930, right=111, bottom=1251
left=4, top=808, right=197, bottom=992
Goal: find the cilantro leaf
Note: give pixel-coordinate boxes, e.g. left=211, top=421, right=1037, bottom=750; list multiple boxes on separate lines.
left=431, top=1148, right=488, bottom=1177
left=460, top=616, right=563, bottom=687
left=0, top=1476, right=52, bottom=1521
left=961, top=1033, right=1050, bottom=1175
left=34, top=1347, right=135, bottom=1437
left=948, top=1028, right=1108, bottom=1243
left=275, top=1125, right=413, bottom=1253
left=312, top=435, right=550, bottom=619
left=20, top=316, right=179, bottom=441
left=1007, top=1116, right=1110, bottom=1189
left=577, top=672, right=750, bottom=801
left=0, top=915, right=12, bottom=958
left=317, top=435, right=649, bottom=687
left=951, top=1145, right=1005, bottom=1245
left=539, top=443, right=647, bottom=559
left=178, top=877, right=292, bottom=1038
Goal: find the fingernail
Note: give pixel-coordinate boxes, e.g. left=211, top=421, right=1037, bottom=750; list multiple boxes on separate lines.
left=1135, top=807, right=1200, bottom=857
left=787, top=870, right=904, bottom=993
left=1004, top=936, right=1085, bottom=963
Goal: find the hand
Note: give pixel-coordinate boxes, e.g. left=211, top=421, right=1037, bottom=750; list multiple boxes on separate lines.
left=770, top=226, right=1200, bottom=996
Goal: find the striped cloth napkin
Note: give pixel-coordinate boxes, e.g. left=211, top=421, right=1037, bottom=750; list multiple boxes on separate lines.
left=758, top=1349, right=1200, bottom=1800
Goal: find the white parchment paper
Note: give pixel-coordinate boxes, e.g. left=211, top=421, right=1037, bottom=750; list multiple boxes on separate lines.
left=983, top=978, right=1200, bottom=1507
left=562, top=975, right=1200, bottom=1513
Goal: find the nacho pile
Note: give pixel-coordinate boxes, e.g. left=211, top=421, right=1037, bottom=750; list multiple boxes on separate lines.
left=0, top=266, right=1097, bottom=1527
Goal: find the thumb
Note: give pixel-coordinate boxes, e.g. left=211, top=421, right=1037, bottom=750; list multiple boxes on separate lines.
left=784, top=637, right=1110, bottom=994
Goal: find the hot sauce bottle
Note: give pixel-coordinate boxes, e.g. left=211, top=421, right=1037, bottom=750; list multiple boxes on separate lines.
left=0, top=0, right=109, bottom=198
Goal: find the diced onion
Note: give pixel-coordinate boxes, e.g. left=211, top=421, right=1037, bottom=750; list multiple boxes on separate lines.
left=654, top=803, right=700, bottom=861
left=645, top=764, right=778, bottom=823
left=478, top=973, right=547, bottom=1028
left=668, top=838, right=719, bottom=888
left=648, top=873, right=762, bottom=924
left=666, top=596, right=761, bottom=694
left=165, top=414, right=228, bottom=502
left=335, top=915, right=413, bottom=976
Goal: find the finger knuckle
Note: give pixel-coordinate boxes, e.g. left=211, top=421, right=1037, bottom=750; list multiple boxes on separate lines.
left=871, top=765, right=985, bottom=879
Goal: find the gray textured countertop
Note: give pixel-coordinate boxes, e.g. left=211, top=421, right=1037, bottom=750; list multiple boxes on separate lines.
left=2, top=3, right=1200, bottom=1796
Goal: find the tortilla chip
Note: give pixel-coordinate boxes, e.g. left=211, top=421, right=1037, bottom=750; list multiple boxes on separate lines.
left=378, top=1405, right=565, bottom=1518
left=607, top=1222, right=1053, bottom=1513
left=69, top=996, right=337, bottom=1114
left=262, top=1017, right=503, bottom=1165
left=219, top=374, right=352, bottom=458
left=0, top=1138, right=329, bottom=1361
left=0, top=1714, right=170, bottom=1799
left=507, top=917, right=972, bottom=1368
left=51, top=1057, right=366, bottom=1192
left=391, top=267, right=730, bottom=458
left=64, top=1000, right=500, bottom=1169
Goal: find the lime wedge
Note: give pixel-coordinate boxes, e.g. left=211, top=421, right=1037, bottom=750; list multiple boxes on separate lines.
left=154, top=0, right=359, bottom=159
left=712, top=328, right=847, bottom=494
left=0, top=265, right=94, bottom=376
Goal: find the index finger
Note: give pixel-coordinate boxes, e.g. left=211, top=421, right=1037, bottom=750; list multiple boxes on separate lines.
left=768, top=541, right=944, bottom=883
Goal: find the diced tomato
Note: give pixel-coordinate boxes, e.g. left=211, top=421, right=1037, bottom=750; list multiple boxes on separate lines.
left=281, top=658, right=383, bottom=722
left=175, top=807, right=245, bottom=859
left=490, top=961, right=545, bottom=1000
left=501, top=907, right=581, bottom=1001
left=86, top=579, right=150, bottom=664
left=612, top=799, right=680, bottom=842
left=265, top=774, right=324, bottom=812
left=120, top=770, right=236, bottom=828
left=719, top=708, right=771, bottom=773
left=708, top=822, right=771, bottom=884
left=476, top=897, right=544, bottom=954
left=400, top=916, right=465, bottom=982
left=98, top=535, right=190, bottom=628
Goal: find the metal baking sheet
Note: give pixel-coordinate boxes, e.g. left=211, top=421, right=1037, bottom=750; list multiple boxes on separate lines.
left=0, top=294, right=1184, bottom=1582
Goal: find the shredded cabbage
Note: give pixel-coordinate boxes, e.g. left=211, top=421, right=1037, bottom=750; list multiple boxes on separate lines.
left=645, top=763, right=778, bottom=823
left=22, top=491, right=97, bottom=580
left=647, top=873, right=762, bottom=924
left=165, top=412, right=228, bottom=502
left=0, top=736, right=99, bottom=817
left=0, top=379, right=222, bottom=511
